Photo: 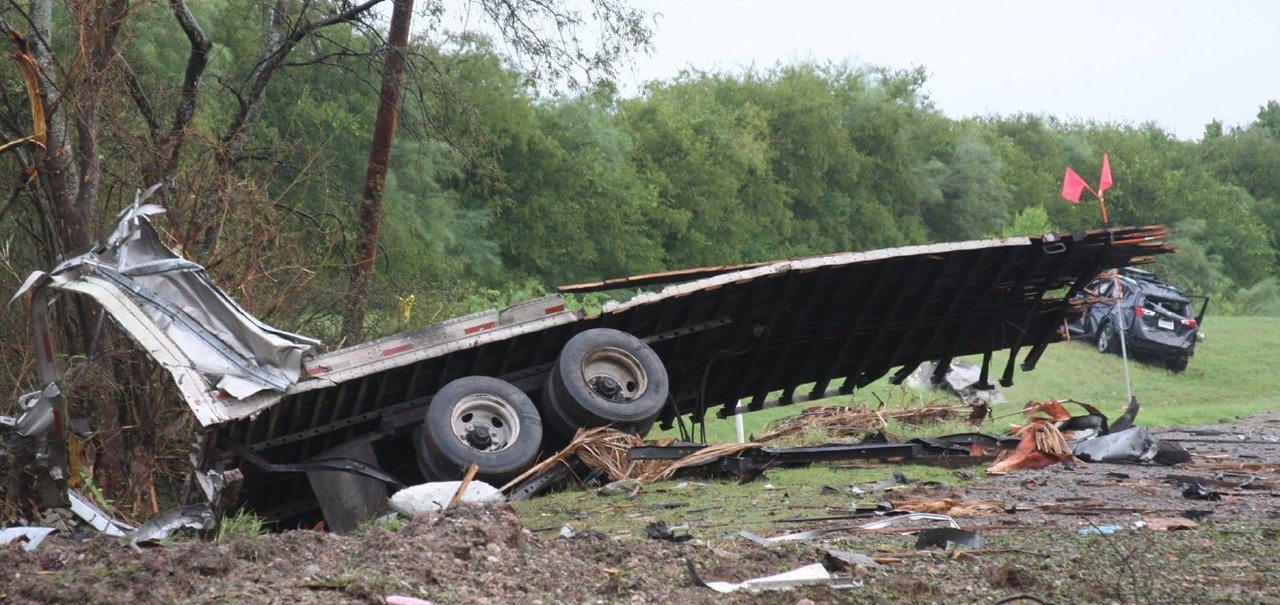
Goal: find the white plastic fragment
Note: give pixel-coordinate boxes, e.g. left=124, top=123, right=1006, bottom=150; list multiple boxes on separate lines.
left=389, top=481, right=504, bottom=517
left=0, top=527, right=55, bottom=551
left=68, top=489, right=133, bottom=537
left=700, top=563, right=862, bottom=593
left=385, top=596, right=437, bottom=605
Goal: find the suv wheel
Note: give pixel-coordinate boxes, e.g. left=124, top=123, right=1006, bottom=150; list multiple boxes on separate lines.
left=1166, top=357, right=1188, bottom=372
left=1096, top=322, right=1116, bottom=354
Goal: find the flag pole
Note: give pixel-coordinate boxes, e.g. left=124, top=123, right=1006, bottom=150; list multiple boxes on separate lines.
left=1098, top=193, right=1110, bottom=228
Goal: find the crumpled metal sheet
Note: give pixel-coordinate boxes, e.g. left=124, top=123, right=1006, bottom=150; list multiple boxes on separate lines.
left=17, top=201, right=318, bottom=412
left=1072, top=427, right=1160, bottom=463
left=1071, top=426, right=1191, bottom=465
left=128, top=503, right=215, bottom=546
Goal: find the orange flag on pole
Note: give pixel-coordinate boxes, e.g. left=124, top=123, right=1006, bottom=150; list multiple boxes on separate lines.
left=1061, top=167, right=1087, bottom=204
left=1098, top=153, right=1113, bottom=194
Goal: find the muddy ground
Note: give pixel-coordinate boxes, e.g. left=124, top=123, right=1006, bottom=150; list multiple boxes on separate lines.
left=4, top=413, right=1280, bottom=604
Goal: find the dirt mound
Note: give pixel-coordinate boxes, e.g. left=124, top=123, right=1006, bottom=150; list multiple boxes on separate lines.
left=2, top=503, right=808, bottom=604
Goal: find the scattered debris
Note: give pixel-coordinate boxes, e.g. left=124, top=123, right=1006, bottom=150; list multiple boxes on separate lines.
left=596, top=478, right=644, bottom=496
left=914, top=527, right=985, bottom=550
left=0, top=527, right=55, bottom=551
left=987, top=419, right=1074, bottom=474
left=645, top=521, right=693, bottom=543
left=1142, top=516, right=1200, bottom=531
left=892, top=496, right=1004, bottom=517
left=758, top=402, right=964, bottom=442
left=857, top=513, right=962, bottom=531
left=905, top=359, right=1007, bottom=405
left=1078, top=524, right=1129, bottom=535
left=823, top=548, right=882, bottom=568
left=128, top=504, right=215, bottom=547
left=1073, top=427, right=1190, bottom=465
left=687, top=560, right=862, bottom=593
left=385, top=596, right=437, bottom=605
left=389, top=480, right=504, bottom=517
left=1182, top=483, right=1223, bottom=501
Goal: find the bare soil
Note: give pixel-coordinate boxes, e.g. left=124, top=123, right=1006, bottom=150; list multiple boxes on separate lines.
left=5, top=413, right=1280, bottom=604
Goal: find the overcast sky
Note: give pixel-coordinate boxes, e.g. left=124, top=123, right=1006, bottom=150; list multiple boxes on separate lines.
left=613, top=0, right=1277, bottom=140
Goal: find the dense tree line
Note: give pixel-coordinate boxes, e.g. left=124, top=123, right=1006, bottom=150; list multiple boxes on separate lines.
left=369, top=56, right=1280, bottom=323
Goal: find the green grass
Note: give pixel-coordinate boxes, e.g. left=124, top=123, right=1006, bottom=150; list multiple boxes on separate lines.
left=657, top=315, right=1280, bottom=443
left=515, top=463, right=965, bottom=537
left=215, top=509, right=266, bottom=543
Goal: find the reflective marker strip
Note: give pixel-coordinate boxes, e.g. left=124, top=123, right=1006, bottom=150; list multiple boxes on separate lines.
left=464, top=322, right=496, bottom=335
left=381, top=343, right=414, bottom=356
left=545, top=304, right=566, bottom=314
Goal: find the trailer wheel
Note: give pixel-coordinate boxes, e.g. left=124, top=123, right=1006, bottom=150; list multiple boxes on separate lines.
left=417, top=376, right=543, bottom=484
left=414, top=425, right=452, bottom=481
left=544, top=328, right=668, bottom=437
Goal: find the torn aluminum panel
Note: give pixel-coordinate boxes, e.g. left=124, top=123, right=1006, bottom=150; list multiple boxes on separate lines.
left=128, top=503, right=215, bottom=546
left=1072, top=427, right=1190, bottom=465
left=21, top=200, right=318, bottom=424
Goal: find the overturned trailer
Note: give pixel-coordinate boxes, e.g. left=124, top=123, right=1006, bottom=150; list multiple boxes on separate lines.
left=14, top=204, right=1173, bottom=530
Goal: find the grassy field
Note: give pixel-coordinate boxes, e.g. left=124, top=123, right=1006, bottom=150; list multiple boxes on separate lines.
left=655, top=315, right=1280, bottom=444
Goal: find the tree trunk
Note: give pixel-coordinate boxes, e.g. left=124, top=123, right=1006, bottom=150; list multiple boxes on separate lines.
left=342, top=0, right=413, bottom=343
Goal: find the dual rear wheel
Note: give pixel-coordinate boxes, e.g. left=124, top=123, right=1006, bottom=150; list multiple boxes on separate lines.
left=414, top=328, right=668, bottom=483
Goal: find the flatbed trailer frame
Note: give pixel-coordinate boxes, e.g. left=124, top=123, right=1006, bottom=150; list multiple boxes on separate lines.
left=18, top=205, right=1173, bottom=529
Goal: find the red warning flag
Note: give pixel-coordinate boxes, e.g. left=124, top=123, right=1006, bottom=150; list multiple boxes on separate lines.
left=1098, top=153, right=1113, bottom=194
left=1061, top=167, right=1087, bottom=204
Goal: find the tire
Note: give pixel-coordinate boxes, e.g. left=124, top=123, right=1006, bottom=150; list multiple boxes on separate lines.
left=1096, top=321, right=1116, bottom=355
left=417, top=376, right=543, bottom=484
left=543, top=328, right=668, bottom=437
left=1166, top=357, right=1188, bottom=372
left=539, top=375, right=581, bottom=447
left=413, top=425, right=452, bottom=481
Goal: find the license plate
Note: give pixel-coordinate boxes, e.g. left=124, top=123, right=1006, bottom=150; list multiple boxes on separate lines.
left=1158, top=318, right=1174, bottom=330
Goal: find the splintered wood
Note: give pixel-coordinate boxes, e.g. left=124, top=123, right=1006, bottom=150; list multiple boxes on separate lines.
left=757, top=403, right=966, bottom=443
left=500, top=426, right=762, bottom=491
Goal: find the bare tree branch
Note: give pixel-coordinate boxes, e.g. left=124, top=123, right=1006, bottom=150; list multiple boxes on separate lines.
left=141, top=0, right=211, bottom=184
left=119, top=56, right=160, bottom=135
left=221, top=0, right=387, bottom=160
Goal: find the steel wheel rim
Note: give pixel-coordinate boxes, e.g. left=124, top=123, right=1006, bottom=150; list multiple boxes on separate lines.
left=581, top=346, right=647, bottom=403
left=1097, top=327, right=1109, bottom=353
left=450, top=394, right=520, bottom=452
